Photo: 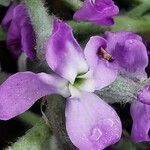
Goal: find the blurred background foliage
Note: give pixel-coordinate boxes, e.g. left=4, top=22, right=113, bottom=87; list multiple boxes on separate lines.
left=0, top=0, right=150, bottom=149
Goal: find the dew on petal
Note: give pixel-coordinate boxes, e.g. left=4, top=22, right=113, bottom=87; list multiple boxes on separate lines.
left=128, top=39, right=134, bottom=44
left=103, top=119, right=114, bottom=127
left=88, top=118, right=121, bottom=150
left=90, top=127, right=102, bottom=141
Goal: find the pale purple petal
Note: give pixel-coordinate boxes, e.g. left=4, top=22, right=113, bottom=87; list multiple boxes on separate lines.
left=1, top=2, right=17, bottom=29
left=65, top=92, right=122, bottom=150
left=131, top=101, right=150, bottom=142
left=2, top=3, right=36, bottom=59
left=21, top=25, right=35, bottom=59
left=137, top=85, right=150, bottom=105
left=104, top=32, right=148, bottom=77
left=46, top=19, right=88, bottom=83
left=84, top=36, right=118, bottom=90
left=0, top=72, right=69, bottom=120
left=13, top=4, right=36, bottom=59
left=73, top=0, right=119, bottom=26
left=13, top=4, right=30, bottom=27
left=104, top=32, right=143, bottom=54
left=7, top=20, right=22, bottom=58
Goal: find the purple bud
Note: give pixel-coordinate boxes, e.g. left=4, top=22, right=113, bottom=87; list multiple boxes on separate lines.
left=2, top=3, right=35, bottom=59
left=131, top=100, right=150, bottom=142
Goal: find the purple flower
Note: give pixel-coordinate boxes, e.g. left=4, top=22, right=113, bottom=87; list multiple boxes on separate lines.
left=103, top=32, right=150, bottom=143
left=1, top=3, right=35, bottom=59
left=108, top=32, right=150, bottom=143
left=85, top=32, right=148, bottom=79
left=103, top=32, right=149, bottom=143
left=85, top=31, right=149, bottom=143
left=73, top=0, right=119, bottom=26
left=0, top=19, right=122, bottom=149
left=101, top=32, right=149, bottom=143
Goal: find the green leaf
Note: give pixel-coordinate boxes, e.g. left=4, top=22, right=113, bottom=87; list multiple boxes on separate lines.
left=111, top=137, right=150, bottom=150
left=0, top=0, right=11, bottom=6
left=6, top=119, right=54, bottom=150
left=111, top=138, right=137, bottom=150
left=112, top=16, right=150, bottom=33
left=68, top=21, right=110, bottom=41
left=0, top=26, right=6, bottom=41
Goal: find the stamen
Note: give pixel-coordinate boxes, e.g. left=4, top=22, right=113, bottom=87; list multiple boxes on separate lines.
left=99, top=47, right=114, bottom=62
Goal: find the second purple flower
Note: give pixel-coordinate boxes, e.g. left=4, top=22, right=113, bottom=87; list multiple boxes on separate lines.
left=73, top=0, right=119, bottom=26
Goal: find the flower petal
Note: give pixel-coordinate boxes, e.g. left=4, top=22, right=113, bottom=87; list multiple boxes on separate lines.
left=104, top=32, right=148, bottom=78
left=73, top=0, right=119, bottom=26
left=104, top=32, right=143, bottom=54
left=0, top=72, right=69, bottom=120
left=137, top=85, right=150, bottom=105
left=13, top=4, right=29, bottom=27
left=46, top=19, right=88, bottom=83
left=1, top=2, right=17, bottom=29
left=7, top=20, right=22, bottom=58
left=84, top=36, right=118, bottom=90
left=65, top=92, right=122, bottom=150
left=131, top=101, right=150, bottom=142
left=21, top=25, right=36, bottom=60
left=3, top=3, right=35, bottom=59
left=14, top=4, right=36, bottom=59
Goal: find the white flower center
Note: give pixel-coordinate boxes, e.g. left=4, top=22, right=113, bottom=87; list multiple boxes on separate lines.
left=68, top=71, right=95, bottom=97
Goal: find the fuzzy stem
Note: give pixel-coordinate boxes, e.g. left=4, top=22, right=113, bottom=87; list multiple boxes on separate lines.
left=6, top=119, right=52, bottom=150
left=45, top=95, right=76, bottom=150
left=25, top=0, right=52, bottom=59
left=96, top=74, right=143, bottom=104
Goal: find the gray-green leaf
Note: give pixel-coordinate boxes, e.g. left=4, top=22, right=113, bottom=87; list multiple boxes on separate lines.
left=0, top=0, right=12, bottom=6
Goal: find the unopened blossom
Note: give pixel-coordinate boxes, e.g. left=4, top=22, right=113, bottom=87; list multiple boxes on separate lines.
left=131, top=100, right=150, bottom=142
left=88, top=31, right=149, bottom=143
left=73, top=0, right=119, bottom=26
left=1, top=3, right=35, bottom=59
left=0, top=19, right=122, bottom=150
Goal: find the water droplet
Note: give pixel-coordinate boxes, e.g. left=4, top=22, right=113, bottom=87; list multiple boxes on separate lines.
left=90, top=127, right=102, bottom=141
left=146, top=85, right=150, bottom=91
left=104, top=119, right=114, bottom=127
left=98, top=119, right=114, bottom=127
left=128, top=39, right=133, bottom=44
